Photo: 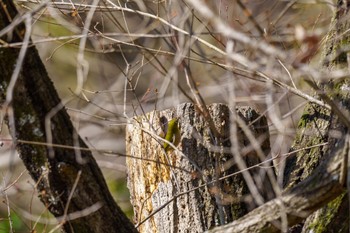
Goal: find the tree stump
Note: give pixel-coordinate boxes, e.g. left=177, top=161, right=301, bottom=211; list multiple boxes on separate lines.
left=126, top=103, right=273, bottom=232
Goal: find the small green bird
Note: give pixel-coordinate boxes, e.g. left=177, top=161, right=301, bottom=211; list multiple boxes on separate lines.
left=163, top=117, right=181, bottom=152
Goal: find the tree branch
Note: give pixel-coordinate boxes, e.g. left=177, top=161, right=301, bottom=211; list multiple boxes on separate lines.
left=208, top=136, right=347, bottom=233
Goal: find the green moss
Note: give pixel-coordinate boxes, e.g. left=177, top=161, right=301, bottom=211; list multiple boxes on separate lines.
left=306, top=192, right=346, bottom=233
left=284, top=101, right=332, bottom=189
left=297, top=112, right=309, bottom=128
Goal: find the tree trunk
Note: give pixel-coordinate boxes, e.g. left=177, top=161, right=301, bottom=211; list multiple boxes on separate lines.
left=126, top=1, right=350, bottom=232
left=2, top=0, right=350, bottom=232
left=126, top=103, right=273, bottom=232
left=0, top=1, right=136, bottom=232
left=283, top=1, right=350, bottom=232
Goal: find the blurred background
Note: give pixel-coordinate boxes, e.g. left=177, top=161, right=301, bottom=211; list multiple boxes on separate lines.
left=0, top=0, right=334, bottom=231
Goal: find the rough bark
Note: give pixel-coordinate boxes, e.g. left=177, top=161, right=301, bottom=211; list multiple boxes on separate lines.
left=126, top=103, right=273, bottom=232
left=0, top=1, right=136, bottom=232
left=208, top=134, right=347, bottom=233
left=282, top=1, right=350, bottom=232
left=127, top=1, right=350, bottom=232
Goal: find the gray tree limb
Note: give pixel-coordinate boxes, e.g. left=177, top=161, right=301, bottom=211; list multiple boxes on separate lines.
left=208, top=135, right=348, bottom=233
